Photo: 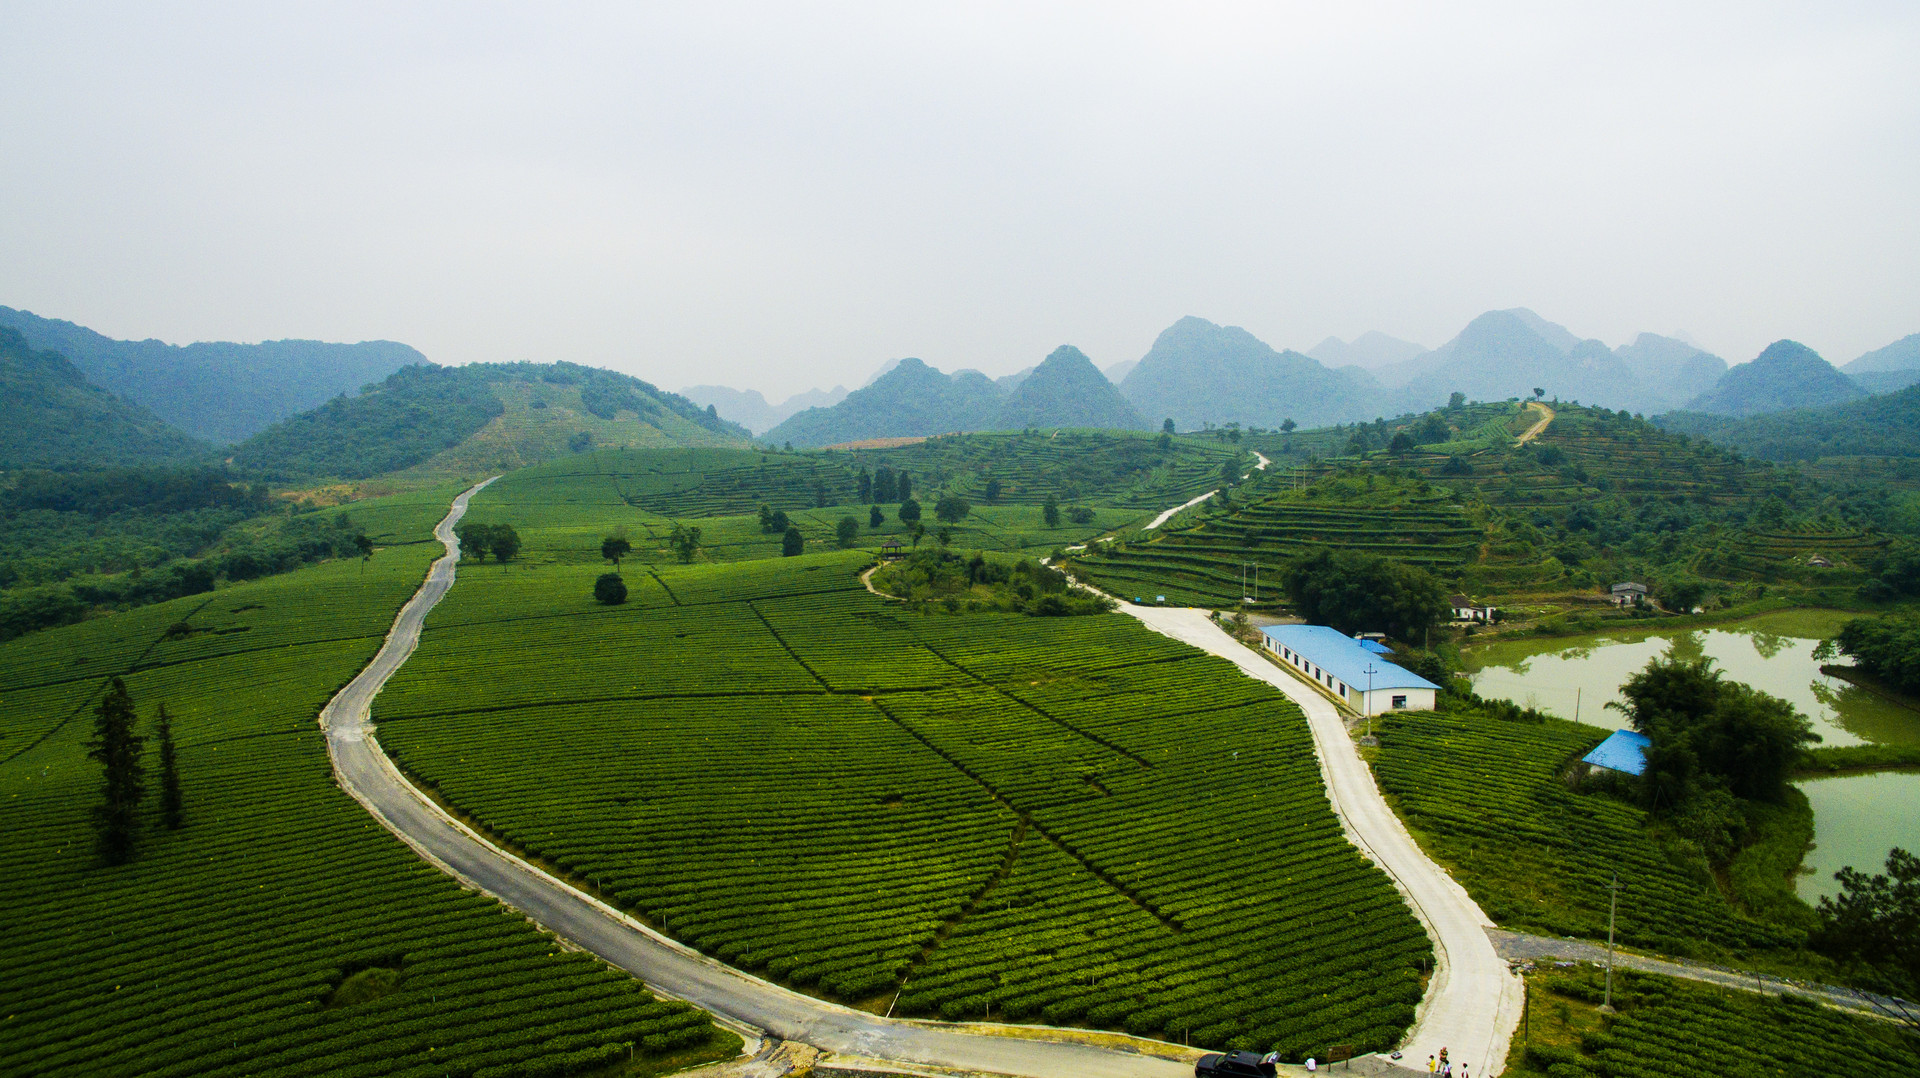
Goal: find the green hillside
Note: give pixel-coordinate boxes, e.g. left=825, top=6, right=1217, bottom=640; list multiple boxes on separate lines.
left=1660, top=382, right=1920, bottom=466
left=997, top=345, right=1149, bottom=430
left=1684, top=339, right=1866, bottom=417
left=230, top=360, right=750, bottom=482
left=765, top=357, right=1004, bottom=447
left=0, top=305, right=423, bottom=444
left=1077, top=401, right=1886, bottom=614
left=0, top=327, right=210, bottom=468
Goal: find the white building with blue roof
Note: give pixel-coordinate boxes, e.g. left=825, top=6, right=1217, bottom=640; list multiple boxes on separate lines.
left=1258, top=624, right=1439, bottom=716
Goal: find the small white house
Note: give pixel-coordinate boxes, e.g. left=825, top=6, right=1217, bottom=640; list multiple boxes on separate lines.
left=1449, top=594, right=1495, bottom=623
left=1610, top=582, right=1648, bottom=607
left=1259, top=624, right=1439, bottom=716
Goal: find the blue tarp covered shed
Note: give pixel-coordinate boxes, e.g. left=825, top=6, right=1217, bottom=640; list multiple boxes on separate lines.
left=1582, top=730, right=1652, bottom=775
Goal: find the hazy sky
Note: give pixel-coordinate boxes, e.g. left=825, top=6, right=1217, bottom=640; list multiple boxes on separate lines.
left=3, top=3, right=1916, bottom=398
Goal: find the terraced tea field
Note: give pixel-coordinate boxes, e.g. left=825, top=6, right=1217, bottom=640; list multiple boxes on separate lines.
left=1370, top=704, right=1805, bottom=956
left=0, top=489, right=729, bottom=1077
left=372, top=509, right=1433, bottom=1059
left=848, top=430, right=1244, bottom=508
left=1075, top=474, right=1482, bottom=607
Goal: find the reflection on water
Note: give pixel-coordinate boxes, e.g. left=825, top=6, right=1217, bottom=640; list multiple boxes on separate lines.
left=1796, top=771, right=1920, bottom=904
left=1465, top=611, right=1920, bottom=748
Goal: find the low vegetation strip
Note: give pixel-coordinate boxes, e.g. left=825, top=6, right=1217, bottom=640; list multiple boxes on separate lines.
left=0, top=519, right=730, bottom=1076
left=374, top=535, right=1432, bottom=1061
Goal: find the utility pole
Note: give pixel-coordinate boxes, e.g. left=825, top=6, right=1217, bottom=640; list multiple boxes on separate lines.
left=1363, top=663, right=1378, bottom=741
left=1600, top=870, right=1619, bottom=1013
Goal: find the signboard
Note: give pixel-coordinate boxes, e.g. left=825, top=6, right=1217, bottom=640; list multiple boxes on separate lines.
left=1328, top=1045, right=1353, bottom=1064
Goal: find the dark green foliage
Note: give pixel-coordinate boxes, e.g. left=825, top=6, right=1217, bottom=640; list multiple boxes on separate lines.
left=1388, top=431, right=1414, bottom=454
left=898, top=471, right=913, bottom=502
left=1858, top=549, right=1920, bottom=602
left=781, top=526, right=804, bottom=557
left=568, top=430, right=594, bottom=453
left=873, top=548, right=1113, bottom=615
left=933, top=493, right=970, bottom=523
left=86, top=678, right=146, bottom=864
left=836, top=516, right=860, bottom=549
left=488, top=524, right=521, bottom=562
left=155, top=703, right=182, bottom=830
left=1613, top=657, right=1818, bottom=806
left=984, top=477, right=1002, bottom=502
left=898, top=498, right=922, bottom=523
left=1658, top=385, right=1920, bottom=464
left=857, top=468, right=873, bottom=502
left=1812, top=848, right=1920, bottom=1004
left=601, top=535, right=632, bottom=567
left=0, top=305, right=422, bottom=444
left=1043, top=493, right=1060, bottom=527
left=1817, top=614, right=1920, bottom=693
left=1283, top=548, right=1450, bottom=641
left=353, top=534, right=374, bottom=564
left=669, top=523, right=702, bottom=563
left=0, top=327, right=209, bottom=468
left=869, top=504, right=885, bottom=529
left=1066, top=506, right=1096, bottom=524
left=873, top=467, right=898, bottom=503
left=595, top=572, right=628, bottom=605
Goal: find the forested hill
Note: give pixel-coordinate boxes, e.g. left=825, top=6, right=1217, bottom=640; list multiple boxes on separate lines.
left=0, top=306, right=424, bottom=444
left=1660, top=382, right=1920, bottom=462
left=765, top=357, right=1007, bottom=447
left=997, top=345, right=1150, bottom=430
left=230, top=361, right=751, bottom=481
left=1682, top=339, right=1865, bottom=416
left=0, top=327, right=210, bottom=468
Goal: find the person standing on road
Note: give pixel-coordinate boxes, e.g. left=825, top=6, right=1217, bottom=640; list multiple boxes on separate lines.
left=1426, top=1055, right=1436, bottom=1075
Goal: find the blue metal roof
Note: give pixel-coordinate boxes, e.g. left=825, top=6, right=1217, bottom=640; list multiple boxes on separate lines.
left=1357, top=639, right=1394, bottom=655
left=1582, top=730, right=1651, bottom=775
left=1259, top=624, right=1440, bottom=691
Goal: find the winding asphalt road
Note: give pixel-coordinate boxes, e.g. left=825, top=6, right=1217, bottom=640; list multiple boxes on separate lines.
left=321, top=480, right=1199, bottom=1078
left=1111, top=606, right=1523, bottom=1077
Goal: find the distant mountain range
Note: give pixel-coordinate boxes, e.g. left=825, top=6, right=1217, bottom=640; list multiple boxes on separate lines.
left=0, top=306, right=423, bottom=444
left=764, top=346, right=1145, bottom=447
left=680, top=383, right=848, bottom=434
left=1120, top=317, right=1377, bottom=430
left=1660, top=378, right=1920, bottom=463
left=0, top=326, right=211, bottom=467
left=1305, top=331, right=1427, bottom=370
left=1842, top=333, right=1920, bottom=395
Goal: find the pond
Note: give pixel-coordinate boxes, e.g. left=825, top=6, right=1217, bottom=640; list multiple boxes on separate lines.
left=1463, top=610, right=1920, bottom=904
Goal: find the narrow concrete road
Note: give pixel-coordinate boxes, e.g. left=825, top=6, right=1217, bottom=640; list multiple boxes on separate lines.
left=321, top=481, right=1199, bottom=1078
left=1144, top=489, right=1218, bottom=531
left=1114, top=605, right=1523, bottom=1077
left=1514, top=402, right=1553, bottom=445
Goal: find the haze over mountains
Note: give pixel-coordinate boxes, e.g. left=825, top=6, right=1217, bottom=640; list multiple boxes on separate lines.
left=679, top=384, right=849, bottom=435
left=0, top=306, right=422, bottom=444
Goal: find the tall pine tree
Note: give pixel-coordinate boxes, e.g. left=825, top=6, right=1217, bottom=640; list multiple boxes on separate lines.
left=86, top=678, right=146, bottom=864
left=155, top=702, right=182, bottom=830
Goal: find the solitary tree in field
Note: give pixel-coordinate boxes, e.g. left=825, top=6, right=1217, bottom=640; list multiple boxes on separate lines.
left=934, top=494, right=970, bottom=523
left=1281, top=418, right=1296, bottom=435
left=601, top=535, right=632, bottom=569
left=155, top=703, right=182, bottom=830
left=353, top=534, right=374, bottom=572
left=594, top=572, right=628, bottom=605
left=836, top=516, right=860, bottom=549
left=1532, top=387, right=1545, bottom=400
left=668, top=524, right=701, bottom=563
left=1388, top=431, right=1415, bottom=455
left=489, top=525, right=521, bottom=563
left=455, top=523, right=489, bottom=562
left=873, top=467, right=897, bottom=503
left=869, top=504, right=884, bottom=529
left=898, top=498, right=922, bottom=524
left=1163, top=418, right=1175, bottom=434
left=1043, top=493, right=1061, bottom=528
left=87, top=678, right=146, bottom=864
left=1447, top=391, right=1466, bottom=410
left=856, top=468, right=873, bottom=503
left=984, top=478, right=1003, bottom=503
left=782, top=526, right=804, bottom=557
left=897, top=471, right=913, bottom=502
left=909, top=522, right=926, bottom=548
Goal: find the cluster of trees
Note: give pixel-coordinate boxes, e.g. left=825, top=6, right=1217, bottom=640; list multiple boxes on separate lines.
left=0, top=509, right=375, bottom=643
left=1282, top=548, right=1452, bottom=642
left=1812, top=847, right=1920, bottom=1010
left=1039, top=493, right=1095, bottom=528
left=1816, top=615, right=1920, bottom=694
left=1609, top=657, right=1818, bottom=860
left=86, top=678, right=183, bottom=865
left=455, top=522, right=521, bottom=563
left=873, top=548, right=1111, bottom=615
left=854, top=466, right=914, bottom=504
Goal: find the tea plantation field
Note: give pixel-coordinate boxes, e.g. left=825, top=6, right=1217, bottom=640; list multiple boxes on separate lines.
left=1369, top=702, right=1808, bottom=958
left=0, top=487, right=730, bottom=1078
left=372, top=504, right=1433, bottom=1058
left=1508, top=966, right=1918, bottom=1077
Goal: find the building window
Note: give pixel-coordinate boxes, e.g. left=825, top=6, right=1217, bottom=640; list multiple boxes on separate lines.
left=1392, top=695, right=1408, bottom=709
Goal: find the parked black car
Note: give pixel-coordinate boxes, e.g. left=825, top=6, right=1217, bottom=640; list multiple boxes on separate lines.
left=1194, top=1049, right=1277, bottom=1077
